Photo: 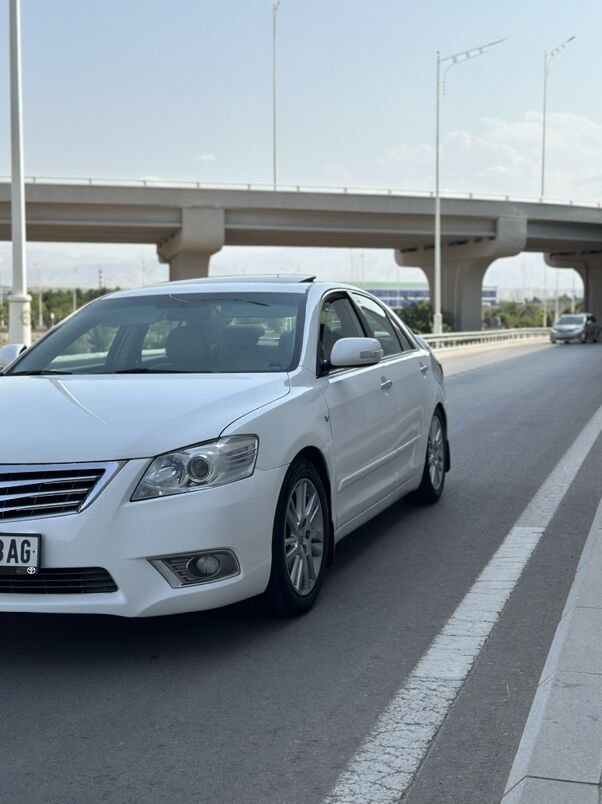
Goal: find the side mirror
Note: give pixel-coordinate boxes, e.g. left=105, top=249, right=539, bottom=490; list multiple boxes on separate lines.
left=329, top=337, right=383, bottom=368
left=0, top=343, right=26, bottom=371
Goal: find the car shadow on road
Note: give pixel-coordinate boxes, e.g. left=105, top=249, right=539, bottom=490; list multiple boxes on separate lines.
left=0, top=496, right=433, bottom=669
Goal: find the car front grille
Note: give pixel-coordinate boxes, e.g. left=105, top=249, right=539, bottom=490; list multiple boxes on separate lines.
left=0, top=462, right=122, bottom=522
left=0, top=567, right=118, bottom=594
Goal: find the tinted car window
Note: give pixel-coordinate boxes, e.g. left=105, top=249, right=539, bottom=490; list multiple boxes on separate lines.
left=350, top=293, right=402, bottom=357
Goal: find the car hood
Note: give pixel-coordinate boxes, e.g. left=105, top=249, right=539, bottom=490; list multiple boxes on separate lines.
left=554, top=324, right=582, bottom=331
left=0, top=374, right=290, bottom=463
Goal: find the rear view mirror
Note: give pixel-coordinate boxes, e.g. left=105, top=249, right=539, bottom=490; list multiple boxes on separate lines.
left=329, top=337, right=383, bottom=368
left=0, top=343, right=26, bottom=371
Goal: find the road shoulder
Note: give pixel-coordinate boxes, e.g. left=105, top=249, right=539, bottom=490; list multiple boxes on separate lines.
left=503, top=492, right=602, bottom=802
left=437, top=341, right=552, bottom=378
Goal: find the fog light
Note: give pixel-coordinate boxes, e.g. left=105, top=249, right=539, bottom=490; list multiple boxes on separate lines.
left=149, top=549, right=240, bottom=588
left=188, top=554, right=220, bottom=578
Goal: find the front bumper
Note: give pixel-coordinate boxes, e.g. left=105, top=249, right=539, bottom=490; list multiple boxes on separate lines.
left=551, top=331, right=583, bottom=342
left=0, top=460, right=286, bottom=617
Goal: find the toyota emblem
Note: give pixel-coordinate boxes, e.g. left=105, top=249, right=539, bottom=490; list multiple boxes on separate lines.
left=26, top=566, right=37, bottom=575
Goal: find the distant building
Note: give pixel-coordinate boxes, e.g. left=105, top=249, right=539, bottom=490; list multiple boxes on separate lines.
left=351, top=281, right=497, bottom=308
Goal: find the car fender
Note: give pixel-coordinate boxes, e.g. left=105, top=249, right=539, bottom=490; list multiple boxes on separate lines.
left=220, top=381, right=335, bottom=485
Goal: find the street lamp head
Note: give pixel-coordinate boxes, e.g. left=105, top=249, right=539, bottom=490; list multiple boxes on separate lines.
left=441, top=37, right=506, bottom=66
left=548, top=35, right=576, bottom=60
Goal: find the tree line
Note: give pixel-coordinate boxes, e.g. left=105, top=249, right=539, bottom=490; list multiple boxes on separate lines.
left=0, top=288, right=115, bottom=331
left=396, top=297, right=582, bottom=334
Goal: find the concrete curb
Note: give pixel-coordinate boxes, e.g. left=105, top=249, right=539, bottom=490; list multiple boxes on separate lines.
left=502, top=495, right=602, bottom=803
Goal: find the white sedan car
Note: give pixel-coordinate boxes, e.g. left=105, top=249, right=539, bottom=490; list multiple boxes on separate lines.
left=0, top=276, right=449, bottom=617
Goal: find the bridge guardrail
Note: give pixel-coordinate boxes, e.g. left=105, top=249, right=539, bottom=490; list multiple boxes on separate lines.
left=422, top=328, right=550, bottom=350
left=0, top=176, right=600, bottom=209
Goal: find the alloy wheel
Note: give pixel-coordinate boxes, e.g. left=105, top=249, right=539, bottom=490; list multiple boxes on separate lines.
left=284, top=478, right=325, bottom=596
left=428, top=416, right=445, bottom=491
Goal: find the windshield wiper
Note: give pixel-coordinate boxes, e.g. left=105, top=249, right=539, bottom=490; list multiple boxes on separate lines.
left=112, top=368, right=214, bottom=374
left=9, top=369, right=73, bottom=376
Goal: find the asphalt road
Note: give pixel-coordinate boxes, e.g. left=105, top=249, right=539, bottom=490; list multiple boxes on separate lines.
left=2, top=341, right=602, bottom=804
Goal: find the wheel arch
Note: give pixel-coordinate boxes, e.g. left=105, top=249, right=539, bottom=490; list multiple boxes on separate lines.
left=293, top=446, right=336, bottom=566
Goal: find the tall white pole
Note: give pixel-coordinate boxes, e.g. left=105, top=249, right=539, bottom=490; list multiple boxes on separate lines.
left=433, top=52, right=443, bottom=335
left=272, top=1, right=280, bottom=190
left=541, top=51, right=548, bottom=198
left=571, top=270, right=576, bottom=313
left=8, top=0, right=31, bottom=346
left=541, top=36, right=575, bottom=200
left=542, top=264, right=547, bottom=327
left=431, top=38, right=505, bottom=335
left=37, top=287, right=43, bottom=329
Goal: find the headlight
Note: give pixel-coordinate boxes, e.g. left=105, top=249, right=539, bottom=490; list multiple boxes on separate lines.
left=132, top=435, right=258, bottom=500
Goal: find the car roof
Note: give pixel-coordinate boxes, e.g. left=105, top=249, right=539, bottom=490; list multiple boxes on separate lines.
left=101, top=275, right=364, bottom=299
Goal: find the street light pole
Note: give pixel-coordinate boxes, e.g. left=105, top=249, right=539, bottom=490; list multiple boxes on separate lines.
left=434, top=52, right=442, bottom=336
left=272, top=1, right=281, bottom=190
left=571, top=270, right=576, bottom=313
left=542, top=264, right=548, bottom=327
left=433, top=38, right=505, bottom=335
left=540, top=36, right=575, bottom=199
left=8, top=0, right=31, bottom=346
left=37, top=287, right=43, bottom=330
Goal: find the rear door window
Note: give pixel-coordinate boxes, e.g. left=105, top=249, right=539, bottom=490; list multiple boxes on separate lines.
left=350, top=293, right=402, bottom=357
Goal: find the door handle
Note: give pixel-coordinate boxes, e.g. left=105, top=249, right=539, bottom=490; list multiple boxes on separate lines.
left=420, top=363, right=429, bottom=375
left=380, top=377, right=393, bottom=391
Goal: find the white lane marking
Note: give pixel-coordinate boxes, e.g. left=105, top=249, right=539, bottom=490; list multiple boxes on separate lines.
left=324, top=403, right=602, bottom=804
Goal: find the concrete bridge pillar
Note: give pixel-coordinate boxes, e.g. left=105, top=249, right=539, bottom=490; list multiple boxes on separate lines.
left=395, top=216, right=527, bottom=331
left=157, top=207, right=225, bottom=281
left=545, top=252, right=602, bottom=321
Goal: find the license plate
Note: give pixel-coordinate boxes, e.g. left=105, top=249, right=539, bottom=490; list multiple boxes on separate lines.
left=0, top=534, right=41, bottom=575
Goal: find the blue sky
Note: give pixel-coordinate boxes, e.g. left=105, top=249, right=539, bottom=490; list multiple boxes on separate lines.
left=1, top=0, right=599, bottom=290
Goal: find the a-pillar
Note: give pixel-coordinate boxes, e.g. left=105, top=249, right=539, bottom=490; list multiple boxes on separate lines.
left=394, top=216, right=527, bottom=331
left=545, top=251, right=602, bottom=321
left=158, top=207, right=225, bottom=281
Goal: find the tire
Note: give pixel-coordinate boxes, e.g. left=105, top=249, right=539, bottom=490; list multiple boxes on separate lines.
left=262, top=458, right=330, bottom=618
left=581, top=333, right=587, bottom=343
left=407, top=410, right=446, bottom=505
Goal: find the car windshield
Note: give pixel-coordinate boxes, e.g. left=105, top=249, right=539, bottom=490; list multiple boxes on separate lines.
left=6, top=292, right=306, bottom=375
left=557, top=315, right=585, bottom=325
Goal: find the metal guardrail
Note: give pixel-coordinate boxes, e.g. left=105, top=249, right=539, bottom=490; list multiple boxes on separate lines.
left=0, top=176, right=600, bottom=209
left=423, top=328, right=550, bottom=350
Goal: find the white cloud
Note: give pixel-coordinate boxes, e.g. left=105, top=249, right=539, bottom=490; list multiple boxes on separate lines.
left=196, top=153, right=217, bottom=162
left=384, top=111, right=602, bottom=202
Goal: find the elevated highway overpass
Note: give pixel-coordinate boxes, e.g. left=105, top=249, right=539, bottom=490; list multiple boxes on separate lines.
left=1, top=178, right=601, bottom=329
